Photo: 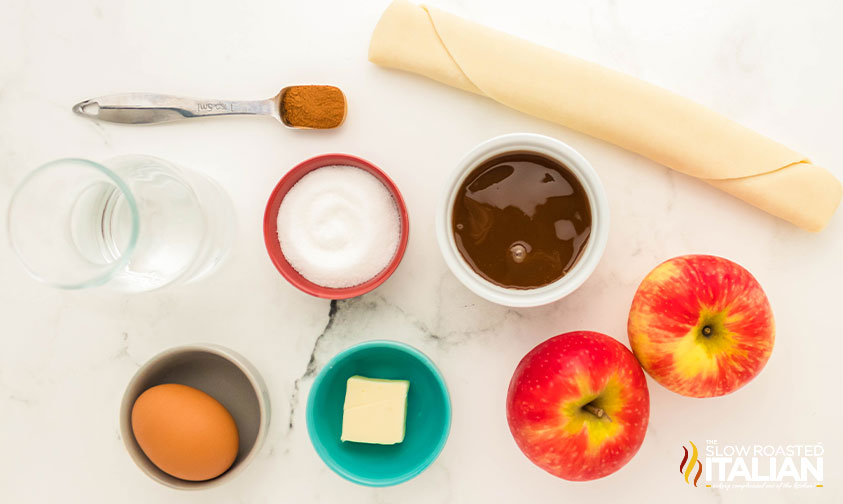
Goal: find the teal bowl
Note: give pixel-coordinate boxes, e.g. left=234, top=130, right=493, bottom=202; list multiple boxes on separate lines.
left=306, top=340, right=451, bottom=486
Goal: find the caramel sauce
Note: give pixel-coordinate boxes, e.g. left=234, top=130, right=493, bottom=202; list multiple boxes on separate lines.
left=452, top=152, right=592, bottom=289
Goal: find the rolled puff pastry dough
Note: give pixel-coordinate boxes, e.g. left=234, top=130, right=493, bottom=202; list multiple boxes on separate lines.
left=369, top=0, right=841, bottom=232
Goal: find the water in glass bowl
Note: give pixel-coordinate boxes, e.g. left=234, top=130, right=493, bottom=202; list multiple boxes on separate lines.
left=8, top=156, right=234, bottom=292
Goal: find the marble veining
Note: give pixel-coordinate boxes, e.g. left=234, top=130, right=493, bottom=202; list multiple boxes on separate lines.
left=1, top=0, right=841, bottom=502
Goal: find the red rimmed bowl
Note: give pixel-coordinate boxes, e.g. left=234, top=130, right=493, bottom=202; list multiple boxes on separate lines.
left=263, top=154, right=409, bottom=299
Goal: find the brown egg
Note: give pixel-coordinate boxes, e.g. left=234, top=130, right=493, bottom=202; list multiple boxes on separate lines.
left=131, top=384, right=239, bottom=481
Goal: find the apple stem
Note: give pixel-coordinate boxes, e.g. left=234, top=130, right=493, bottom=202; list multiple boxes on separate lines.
left=702, top=325, right=713, bottom=337
left=583, top=403, right=609, bottom=420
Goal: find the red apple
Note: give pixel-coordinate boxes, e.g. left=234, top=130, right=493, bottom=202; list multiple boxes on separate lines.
left=506, top=331, right=650, bottom=481
left=628, top=254, right=775, bottom=398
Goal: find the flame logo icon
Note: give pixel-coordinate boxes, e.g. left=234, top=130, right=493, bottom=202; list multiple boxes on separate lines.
left=680, top=441, right=703, bottom=486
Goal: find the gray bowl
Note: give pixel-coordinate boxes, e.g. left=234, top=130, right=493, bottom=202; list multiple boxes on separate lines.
left=119, top=344, right=270, bottom=490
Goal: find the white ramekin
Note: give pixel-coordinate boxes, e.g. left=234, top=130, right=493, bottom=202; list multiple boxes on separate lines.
left=436, top=133, right=609, bottom=308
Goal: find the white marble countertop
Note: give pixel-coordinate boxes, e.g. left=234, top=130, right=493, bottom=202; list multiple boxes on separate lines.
left=1, top=0, right=841, bottom=502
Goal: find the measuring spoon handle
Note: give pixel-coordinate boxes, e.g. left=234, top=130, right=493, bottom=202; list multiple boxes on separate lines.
left=72, top=93, right=278, bottom=124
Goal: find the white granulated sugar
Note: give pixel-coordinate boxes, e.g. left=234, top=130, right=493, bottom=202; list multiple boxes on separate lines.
left=277, top=165, right=401, bottom=288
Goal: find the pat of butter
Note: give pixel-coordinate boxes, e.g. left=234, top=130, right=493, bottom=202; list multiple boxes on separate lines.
left=341, top=375, right=409, bottom=445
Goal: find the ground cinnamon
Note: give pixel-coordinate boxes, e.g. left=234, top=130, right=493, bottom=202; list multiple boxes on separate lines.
left=280, top=85, right=346, bottom=129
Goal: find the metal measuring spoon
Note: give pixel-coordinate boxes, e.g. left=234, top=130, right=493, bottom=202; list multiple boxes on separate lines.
left=72, top=85, right=346, bottom=129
